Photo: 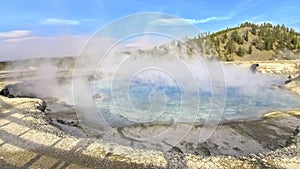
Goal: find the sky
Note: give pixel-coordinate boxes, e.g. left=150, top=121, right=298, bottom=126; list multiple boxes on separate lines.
left=0, top=0, right=299, bottom=60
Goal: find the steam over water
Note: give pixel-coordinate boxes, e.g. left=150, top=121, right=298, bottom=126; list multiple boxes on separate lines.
left=94, top=65, right=300, bottom=125
left=70, top=13, right=299, bottom=129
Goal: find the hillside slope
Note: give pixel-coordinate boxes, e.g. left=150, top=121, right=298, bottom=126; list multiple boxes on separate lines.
left=206, top=22, right=300, bottom=61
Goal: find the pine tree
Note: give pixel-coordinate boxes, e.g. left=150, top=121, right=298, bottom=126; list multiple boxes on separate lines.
left=251, top=25, right=257, bottom=35
left=236, top=46, right=245, bottom=56
left=225, top=40, right=236, bottom=54
left=248, top=45, right=253, bottom=54
left=265, top=38, right=273, bottom=51
left=231, top=30, right=244, bottom=44
left=244, top=31, right=249, bottom=42
left=291, top=36, right=298, bottom=49
left=215, top=37, right=221, bottom=51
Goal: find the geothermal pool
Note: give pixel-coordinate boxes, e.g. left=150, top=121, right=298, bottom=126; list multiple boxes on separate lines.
left=93, top=70, right=300, bottom=126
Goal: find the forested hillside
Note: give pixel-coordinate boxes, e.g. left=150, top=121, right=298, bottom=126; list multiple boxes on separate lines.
left=201, top=22, right=300, bottom=61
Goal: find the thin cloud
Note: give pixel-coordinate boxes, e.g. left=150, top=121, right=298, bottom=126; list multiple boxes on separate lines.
left=3, top=36, right=53, bottom=43
left=151, top=18, right=191, bottom=26
left=287, top=5, right=294, bottom=9
left=185, top=16, right=230, bottom=24
left=0, top=30, right=32, bottom=39
left=251, top=15, right=263, bottom=21
left=151, top=16, right=230, bottom=26
left=82, top=18, right=101, bottom=22
left=40, top=18, right=80, bottom=25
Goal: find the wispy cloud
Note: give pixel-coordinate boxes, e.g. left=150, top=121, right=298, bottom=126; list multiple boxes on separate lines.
left=40, top=18, right=80, bottom=25
left=251, top=15, right=264, bottom=21
left=3, top=36, right=53, bottom=43
left=0, top=30, right=32, bottom=39
left=82, top=18, right=101, bottom=22
left=151, top=16, right=230, bottom=26
left=287, top=5, right=295, bottom=10
left=151, top=18, right=191, bottom=26
left=185, top=16, right=230, bottom=24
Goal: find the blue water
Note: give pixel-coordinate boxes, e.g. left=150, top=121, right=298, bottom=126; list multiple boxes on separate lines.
left=94, top=76, right=300, bottom=125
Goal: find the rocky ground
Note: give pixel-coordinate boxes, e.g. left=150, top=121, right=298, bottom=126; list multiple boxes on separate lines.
left=225, top=60, right=300, bottom=96
left=0, top=60, right=299, bottom=168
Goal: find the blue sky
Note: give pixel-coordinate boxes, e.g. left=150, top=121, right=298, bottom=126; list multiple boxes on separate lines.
left=0, top=0, right=299, bottom=59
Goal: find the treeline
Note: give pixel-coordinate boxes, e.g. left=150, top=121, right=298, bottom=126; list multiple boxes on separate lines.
left=240, top=22, right=300, bottom=51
